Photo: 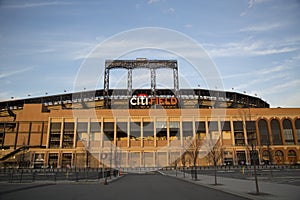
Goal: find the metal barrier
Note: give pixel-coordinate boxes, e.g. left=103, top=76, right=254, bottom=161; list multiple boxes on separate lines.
left=0, top=168, right=119, bottom=183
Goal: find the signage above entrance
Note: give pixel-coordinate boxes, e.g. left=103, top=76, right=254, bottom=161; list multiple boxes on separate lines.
left=129, top=94, right=178, bottom=106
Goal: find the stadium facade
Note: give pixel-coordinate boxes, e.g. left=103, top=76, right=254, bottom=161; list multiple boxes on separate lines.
left=0, top=59, right=299, bottom=169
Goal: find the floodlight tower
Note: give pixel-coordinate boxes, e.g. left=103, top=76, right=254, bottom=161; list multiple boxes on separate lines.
left=103, top=59, right=179, bottom=108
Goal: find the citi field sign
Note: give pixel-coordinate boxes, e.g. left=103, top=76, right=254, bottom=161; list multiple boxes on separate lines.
left=130, top=94, right=178, bottom=106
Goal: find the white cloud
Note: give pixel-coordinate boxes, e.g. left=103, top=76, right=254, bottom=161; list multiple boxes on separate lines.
left=147, top=0, right=160, bottom=5
left=254, top=47, right=298, bottom=55
left=239, top=23, right=282, bottom=32
left=260, top=65, right=288, bottom=75
left=184, top=24, right=193, bottom=28
left=0, top=67, right=33, bottom=79
left=264, top=79, right=300, bottom=95
left=248, top=0, right=271, bottom=8
left=205, top=38, right=299, bottom=58
left=240, top=12, right=247, bottom=17
left=223, top=64, right=288, bottom=80
left=165, top=7, right=175, bottom=13
left=1, top=1, right=75, bottom=9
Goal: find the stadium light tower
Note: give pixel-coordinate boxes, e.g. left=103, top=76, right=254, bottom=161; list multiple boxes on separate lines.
left=103, top=59, right=179, bottom=108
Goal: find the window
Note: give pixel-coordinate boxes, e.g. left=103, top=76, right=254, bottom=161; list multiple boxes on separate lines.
left=130, top=122, right=141, bottom=139
left=48, top=153, right=58, bottom=168
left=246, top=121, right=256, bottom=145
left=169, top=121, right=179, bottom=138
left=117, top=122, right=128, bottom=139
left=103, top=122, right=114, bottom=141
left=262, top=150, right=270, bottom=165
left=275, top=150, right=284, bottom=164
left=90, top=122, right=101, bottom=141
left=208, top=121, right=219, bottom=140
left=90, top=122, right=101, bottom=133
left=195, top=121, right=206, bottom=139
left=234, top=121, right=245, bottom=146
left=288, top=150, right=297, bottom=164
left=143, top=122, right=154, bottom=139
left=49, top=122, right=61, bottom=148
left=156, top=121, right=167, bottom=140
left=295, top=119, right=300, bottom=143
left=283, top=119, right=295, bottom=145
left=271, top=119, right=282, bottom=145
left=77, top=122, right=88, bottom=141
left=62, top=122, right=74, bottom=148
left=62, top=153, right=72, bottom=168
left=258, top=119, right=270, bottom=145
left=221, top=121, right=231, bottom=139
left=182, top=122, right=193, bottom=138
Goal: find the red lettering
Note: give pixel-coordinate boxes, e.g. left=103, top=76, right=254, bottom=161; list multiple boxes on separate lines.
left=171, top=98, right=177, bottom=105
left=159, top=98, right=164, bottom=105
left=149, top=98, right=155, bottom=105
left=165, top=98, right=170, bottom=105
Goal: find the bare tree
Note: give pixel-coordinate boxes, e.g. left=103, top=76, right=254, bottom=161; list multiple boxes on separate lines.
left=204, top=139, right=224, bottom=185
left=184, top=138, right=202, bottom=180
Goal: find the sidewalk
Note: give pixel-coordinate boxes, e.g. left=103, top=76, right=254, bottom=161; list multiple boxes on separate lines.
left=160, top=170, right=299, bottom=200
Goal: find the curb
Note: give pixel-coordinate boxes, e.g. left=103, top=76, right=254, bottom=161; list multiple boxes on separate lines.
left=105, top=175, right=125, bottom=184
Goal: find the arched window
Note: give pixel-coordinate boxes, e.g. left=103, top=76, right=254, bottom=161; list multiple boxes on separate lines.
left=283, top=119, right=295, bottom=145
left=275, top=150, right=284, bottom=164
left=262, top=150, right=270, bottom=165
left=288, top=150, right=297, bottom=164
left=258, top=119, right=270, bottom=145
left=295, top=119, right=300, bottom=143
left=271, top=119, right=282, bottom=145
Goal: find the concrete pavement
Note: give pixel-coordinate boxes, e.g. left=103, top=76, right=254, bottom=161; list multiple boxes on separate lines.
left=0, top=174, right=249, bottom=200
left=160, top=170, right=300, bottom=200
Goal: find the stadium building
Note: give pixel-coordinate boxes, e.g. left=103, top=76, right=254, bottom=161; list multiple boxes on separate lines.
left=0, top=59, right=299, bottom=169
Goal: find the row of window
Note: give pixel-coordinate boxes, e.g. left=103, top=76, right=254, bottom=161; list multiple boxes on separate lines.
left=259, top=119, right=300, bottom=145
left=48, top=118, right=300, bottom=146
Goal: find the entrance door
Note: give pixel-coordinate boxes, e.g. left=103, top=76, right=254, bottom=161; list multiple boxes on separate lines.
left=236, top=151, right=246, bottom=165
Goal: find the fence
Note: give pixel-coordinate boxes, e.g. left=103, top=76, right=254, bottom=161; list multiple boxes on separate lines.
left=0, top=168, right=118, bottom=183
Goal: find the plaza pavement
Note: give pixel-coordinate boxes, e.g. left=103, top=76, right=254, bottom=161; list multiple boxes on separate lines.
left=0, top=173, right=249, bottom=200
left=159, top=170, right=300, bottom=200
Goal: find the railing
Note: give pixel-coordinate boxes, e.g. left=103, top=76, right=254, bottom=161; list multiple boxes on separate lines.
left=0, top=168, right=118, bottom=183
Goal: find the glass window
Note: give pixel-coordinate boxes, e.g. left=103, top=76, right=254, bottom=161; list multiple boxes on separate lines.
left=220, top=121, right=231, bottom=131
left=275, top=150, right=284, bottom=164
left=182, top=122, right=193, bottom=138
left=169, top=121, right=179, bottom=138
left=143, top=122, right=154, bottom=138
left=130, top=122, right=141, bottom=139
left=195, top=121, right=206, bottom=139
left=288, top=150, right=297, bottom=164
left=104, top=122, right=114, bottom=141
left=90, top=122, right=101, bottom=132
left=258, top=119, right=270, bottom=145
left=283, top=119, right=295, bottom=145
left=295, top=119, right=300, bottom=143
left=271, top=119, right=282, bottom=145
left=117, top=122, right=128, bottom=139
left=246, top=121, right=256, bottom=145
left=233, top=121, right=243, bottom=131
left=156, top=121, right=167, bottom=140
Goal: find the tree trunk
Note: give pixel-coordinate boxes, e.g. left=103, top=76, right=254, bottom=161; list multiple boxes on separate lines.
left=214, top=165, right=217, bottom=185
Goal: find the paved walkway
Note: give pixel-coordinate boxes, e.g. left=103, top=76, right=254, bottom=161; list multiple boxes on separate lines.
left=160, top=170, right=299, bottom=200
left=0, top=174, right=248, bottom=200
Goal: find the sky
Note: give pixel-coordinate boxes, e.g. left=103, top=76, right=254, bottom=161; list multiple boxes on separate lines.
left=0, top=0, right=299, bottom=108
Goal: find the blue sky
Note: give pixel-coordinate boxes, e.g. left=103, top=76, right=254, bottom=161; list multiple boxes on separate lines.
left=0, top=0, right=299, bottom=107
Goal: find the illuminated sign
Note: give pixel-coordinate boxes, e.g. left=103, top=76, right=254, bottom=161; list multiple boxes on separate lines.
left=130, top=94, right=177, bottom=106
